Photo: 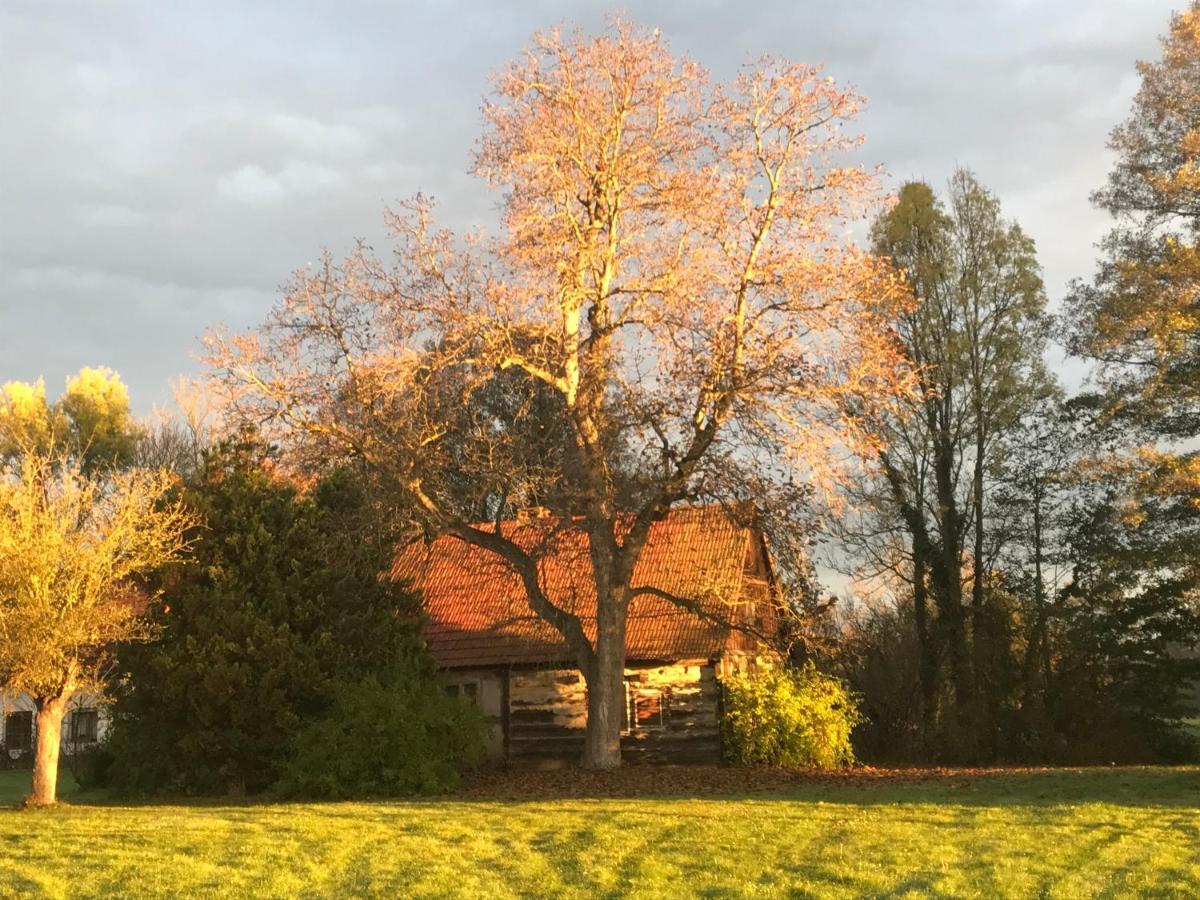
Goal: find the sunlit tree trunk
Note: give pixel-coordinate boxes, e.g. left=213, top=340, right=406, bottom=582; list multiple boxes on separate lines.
left=30, top=693, right=69, bottom=807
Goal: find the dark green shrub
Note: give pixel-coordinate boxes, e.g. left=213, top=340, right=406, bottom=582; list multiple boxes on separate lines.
left=106, top=438, right=434, bottom=796
left=68, top=743, right=115, bottom=792
left=99, top=715, right=176, bottom=796
left=722, top=663, right=861, bottom=768
left=274, top=667, right=488, bottom=799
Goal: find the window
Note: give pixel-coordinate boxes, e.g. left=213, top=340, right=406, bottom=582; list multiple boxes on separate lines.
left=69, top=709, right=99, bottom=743
left=622, top=682, right=668, bottom=733
left=4, top=711, right=32, bottom=752
left=633, top=691, right=666, bottom=730
left=444, top=681, right=479, bottom=703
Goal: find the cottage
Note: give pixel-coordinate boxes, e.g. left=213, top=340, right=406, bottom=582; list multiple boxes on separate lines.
left=0, top=692, right=107, bottom=765
left=393, top=505, right=780, bottom=765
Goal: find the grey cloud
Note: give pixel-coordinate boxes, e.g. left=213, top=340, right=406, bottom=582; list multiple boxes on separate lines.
left=0, top=0, right=1179, bottom=410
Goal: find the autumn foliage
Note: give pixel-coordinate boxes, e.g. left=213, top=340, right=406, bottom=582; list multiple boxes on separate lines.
left=0, top=369, right=193, bottom=805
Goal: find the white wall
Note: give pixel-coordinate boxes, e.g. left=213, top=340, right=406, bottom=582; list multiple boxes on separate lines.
left=0, top=692, right=109, bottom=759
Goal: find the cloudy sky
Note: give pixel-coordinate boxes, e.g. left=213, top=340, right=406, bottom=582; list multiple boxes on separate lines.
left=0, top=0, right=1180, bottom=411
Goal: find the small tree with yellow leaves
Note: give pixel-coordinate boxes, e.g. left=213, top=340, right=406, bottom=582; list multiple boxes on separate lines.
left=0, top=370, right=192, bottom=805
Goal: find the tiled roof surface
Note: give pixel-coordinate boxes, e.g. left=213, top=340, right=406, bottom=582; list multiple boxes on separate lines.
left=392, top=506, right=766, bottom=668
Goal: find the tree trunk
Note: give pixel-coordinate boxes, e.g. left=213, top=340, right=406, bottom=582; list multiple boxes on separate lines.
left=880, top=445, right=975, bottom=759
left=971, top=428, right=997, bottom=759
left=931, top=435, right=978, bottom=761
left=932, top=542, right=975, bottom=757
left=582, top=588, right=628, bottom=769
left=912, top=550, right=938, bottom=743
left=933, top=444, right=973, bottom=702
left=1021, top=483, right=1055, bottom=751
left=30, top=694, right=69, bottom=807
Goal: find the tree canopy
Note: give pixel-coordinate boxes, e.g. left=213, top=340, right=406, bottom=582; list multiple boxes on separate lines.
left=1066, top=3, right=1200, bottom=471
left=207, top=21, right=915, bottom=768
left=0, top=367, right=139, bottom=474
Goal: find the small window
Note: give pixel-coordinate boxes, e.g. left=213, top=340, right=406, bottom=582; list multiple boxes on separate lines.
left=4, top=711, right=32, bottom=752
left=69, top=709, right=99, bottom=743
left=632, top=690, right=667, bottom=731
left=444, top=681, right=479, bottom=703
left=621, top=681, right=669, bottom=733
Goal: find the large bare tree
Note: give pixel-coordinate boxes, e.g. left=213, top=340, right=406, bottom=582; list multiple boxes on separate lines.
left=208, top=22, right=913, bottom=768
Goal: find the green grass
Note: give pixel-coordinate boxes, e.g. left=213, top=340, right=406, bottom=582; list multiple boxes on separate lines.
left=0, top=769, right=79, bottom=807
left=0, top=768, right=1198, bottom=898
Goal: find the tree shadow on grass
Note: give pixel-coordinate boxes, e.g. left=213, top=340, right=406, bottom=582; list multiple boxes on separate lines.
left=449, top=765, right=1200, bottom=810
left=7, top=765, right=1199, bottom=813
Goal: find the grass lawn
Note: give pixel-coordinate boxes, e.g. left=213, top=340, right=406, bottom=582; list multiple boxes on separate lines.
left=0, top=767, right=1197, bottom=898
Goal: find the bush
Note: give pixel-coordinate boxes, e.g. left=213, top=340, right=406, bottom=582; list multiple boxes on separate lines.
left=68, top=743, right=115, bottom=792
left=722, top=663, right=861, bottom=769
left=274, top=667, right=489, bottom=799
left=100, top=715, right=177, bottom=796
left=107, top=441, right=435, bottom=796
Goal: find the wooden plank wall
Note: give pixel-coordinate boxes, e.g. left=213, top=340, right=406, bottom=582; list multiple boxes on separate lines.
left=507, top=668, right=588, bottom=764
left=622, top=662, right=722, bottom=764
left=506, top=661, right=722, bottom=766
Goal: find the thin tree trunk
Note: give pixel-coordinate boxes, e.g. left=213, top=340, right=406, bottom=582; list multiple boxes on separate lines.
left=971, top=431, right=986, bottom=635
left=971, top=428, right=996, bottom=759
left=30, top=694, right=69, bottom=806
left=912, top=550, right=938, bottom=744
left=1020, top=490, right=1045, bottom=701
left=1021, top=484, right=1055, bottom=752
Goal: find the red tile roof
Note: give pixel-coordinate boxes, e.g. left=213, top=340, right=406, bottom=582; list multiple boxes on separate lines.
left=392, top=505, right=772, bottom=668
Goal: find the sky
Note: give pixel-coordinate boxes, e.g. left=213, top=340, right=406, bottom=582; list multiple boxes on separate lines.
left=0, top=0, right=1181, bottom=412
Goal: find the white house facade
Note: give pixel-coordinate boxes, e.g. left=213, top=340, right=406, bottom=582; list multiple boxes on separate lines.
left=0, top=693, right=109, bottom=764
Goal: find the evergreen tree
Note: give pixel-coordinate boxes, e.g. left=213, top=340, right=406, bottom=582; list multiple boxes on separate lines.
left=107, top=437, right=434, bottom=795
left=1054, top=413, right=1200, bottom=761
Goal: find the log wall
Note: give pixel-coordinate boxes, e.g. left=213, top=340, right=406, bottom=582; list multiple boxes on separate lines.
left=503, top=660, right=722, bottom=766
